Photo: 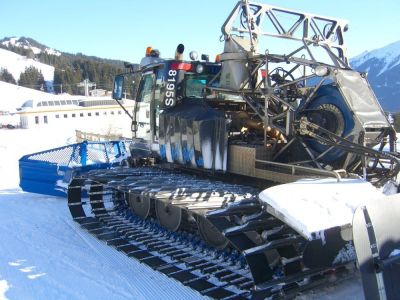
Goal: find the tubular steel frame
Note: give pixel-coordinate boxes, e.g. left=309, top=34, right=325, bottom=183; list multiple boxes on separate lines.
left=211, top=0, right=399, bottom=185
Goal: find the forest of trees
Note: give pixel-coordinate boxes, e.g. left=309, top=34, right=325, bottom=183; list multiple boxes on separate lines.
left=0, top=38, right=126, bottom=95
left=51, top=58, right=123, bottom=94
left=0, top=68, right=16, bottom=84
left=1, top=66, right=48, bottom=91
left=18, top=66, right=46, bottom=91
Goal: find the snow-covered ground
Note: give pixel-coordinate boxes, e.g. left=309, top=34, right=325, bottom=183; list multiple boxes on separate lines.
left=0, top=127, right=365, bottom=299
left=0, top=81, right=56, bottom=112
left=0, top=128, right=204, bottom=300
left=0, top=48, right=54, bottom=83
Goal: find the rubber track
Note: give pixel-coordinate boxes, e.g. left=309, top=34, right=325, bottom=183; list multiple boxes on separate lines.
left=68, top=167, right=352, bottom=299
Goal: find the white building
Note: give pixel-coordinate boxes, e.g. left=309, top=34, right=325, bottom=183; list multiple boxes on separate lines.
left=17, top=96, right=135, bottom=138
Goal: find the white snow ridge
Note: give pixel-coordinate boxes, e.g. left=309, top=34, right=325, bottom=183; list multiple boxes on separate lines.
left=0, top=37, right=61, bottom=57
left=351, top=40, right=400, bottom=76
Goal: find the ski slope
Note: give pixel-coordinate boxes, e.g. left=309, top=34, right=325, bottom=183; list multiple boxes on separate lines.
left=0, top=48, right=54, bottom=82
left=0, top=128, right=204, bottom=300
left=0, top=81, right=56, bottom=112
left=0, top=127, right=365, bottom=299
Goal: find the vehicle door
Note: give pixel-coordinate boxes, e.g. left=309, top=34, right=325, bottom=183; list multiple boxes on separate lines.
left=135, top=72, right=154, bottom=141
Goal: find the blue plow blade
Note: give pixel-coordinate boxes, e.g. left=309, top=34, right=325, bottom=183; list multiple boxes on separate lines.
left=19, top=140, right=130, bottom=197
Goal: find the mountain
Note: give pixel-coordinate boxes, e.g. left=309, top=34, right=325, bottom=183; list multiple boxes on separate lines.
left=0, top=36, right=128, bottom=67
left=350, top=41, right=400, bottom=112
left=0, top=36, right=61, bottom=57
left=0, top=37, right=129, bottom=95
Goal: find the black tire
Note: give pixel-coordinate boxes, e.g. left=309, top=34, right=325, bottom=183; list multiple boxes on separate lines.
left=308, top=103, right=345, bottom=137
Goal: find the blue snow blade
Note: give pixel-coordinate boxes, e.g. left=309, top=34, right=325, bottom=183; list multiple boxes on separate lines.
left=19, top=140, right=130, bottom=197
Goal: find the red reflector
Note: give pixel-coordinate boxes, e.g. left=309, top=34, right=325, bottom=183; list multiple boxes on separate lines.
left=261, top=70, right=267, bottom=78
left=171, top=62, right=193, bottom=71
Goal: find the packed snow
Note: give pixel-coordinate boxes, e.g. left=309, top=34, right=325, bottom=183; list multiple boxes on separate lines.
left=0, top=128, right=206, bottom=300
left=0, top=81, right=56, bottom=111
left=259, top=178, right=386, bottom=240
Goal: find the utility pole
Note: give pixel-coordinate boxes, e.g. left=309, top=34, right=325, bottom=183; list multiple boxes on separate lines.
left=78, top=79, right=96, bottom=96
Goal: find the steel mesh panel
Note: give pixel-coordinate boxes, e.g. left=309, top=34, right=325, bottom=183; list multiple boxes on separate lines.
left=23, top=141, right=129, bottom=167
left=27, top=146, right=74, bottom=165
left=86, top=144, right=108, bottom=163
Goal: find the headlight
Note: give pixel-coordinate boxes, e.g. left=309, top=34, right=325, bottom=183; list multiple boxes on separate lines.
left=196, top=64, right=204, bottom=74
left=315, top=65, right=329, bottom=77
left=189, top=51, right=198, bottom=61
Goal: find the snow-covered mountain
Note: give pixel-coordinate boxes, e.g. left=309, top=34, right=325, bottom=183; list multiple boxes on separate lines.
left=0, top=36, right=61, bottom=56
left=350, top=41, right=400, bottom=112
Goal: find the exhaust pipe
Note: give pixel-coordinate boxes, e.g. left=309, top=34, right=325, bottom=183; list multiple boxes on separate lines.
left=175, top=44, right=185, bottom=60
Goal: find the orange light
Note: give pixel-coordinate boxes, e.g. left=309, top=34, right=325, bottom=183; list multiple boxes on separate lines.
left=215, top=54, right=221, bottom=63
left=145, top=46, right=152, bottom=56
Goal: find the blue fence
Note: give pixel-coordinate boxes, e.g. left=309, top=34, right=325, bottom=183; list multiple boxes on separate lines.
left=19, top=141, right=130, bottom=197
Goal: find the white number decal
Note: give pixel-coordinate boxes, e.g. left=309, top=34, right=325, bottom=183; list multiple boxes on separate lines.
left=165, top=98, right=174, bottom=106
left=164, top=68, right=178, bottom=107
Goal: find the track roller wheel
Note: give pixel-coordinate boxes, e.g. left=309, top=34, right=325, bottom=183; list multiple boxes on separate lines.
left=129, top=193, right=151, bottom=218
left=197, top=216, right=229, bottom=250
left=155, top=200, right=182, bottom=231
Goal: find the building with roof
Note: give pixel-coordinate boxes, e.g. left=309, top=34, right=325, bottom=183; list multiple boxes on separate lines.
left=17, top=96, right=135, bottom=138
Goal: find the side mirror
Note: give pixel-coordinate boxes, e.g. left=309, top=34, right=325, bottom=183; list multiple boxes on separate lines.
left=112, top=74, right=124, bottom=100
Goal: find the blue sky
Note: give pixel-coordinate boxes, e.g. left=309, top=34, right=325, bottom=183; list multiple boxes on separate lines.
left=1, top=0, right=399, bottom=63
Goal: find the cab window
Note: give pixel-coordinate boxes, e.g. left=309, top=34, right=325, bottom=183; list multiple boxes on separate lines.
left=137, top=73, right=154, bottom=103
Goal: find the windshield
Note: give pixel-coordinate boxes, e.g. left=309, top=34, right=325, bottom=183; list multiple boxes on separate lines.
left=184, top=74, right=213, bottom=98
left=184, top=73, right=245, bottom=103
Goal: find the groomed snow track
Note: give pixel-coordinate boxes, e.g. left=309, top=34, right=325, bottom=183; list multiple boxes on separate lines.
left=68, top=167, right=352, bottom=299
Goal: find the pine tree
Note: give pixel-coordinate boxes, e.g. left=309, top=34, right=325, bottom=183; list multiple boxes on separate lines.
left=0, top=68, right=17, bottom=84
left=18, top=66, right=46, bottom=91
